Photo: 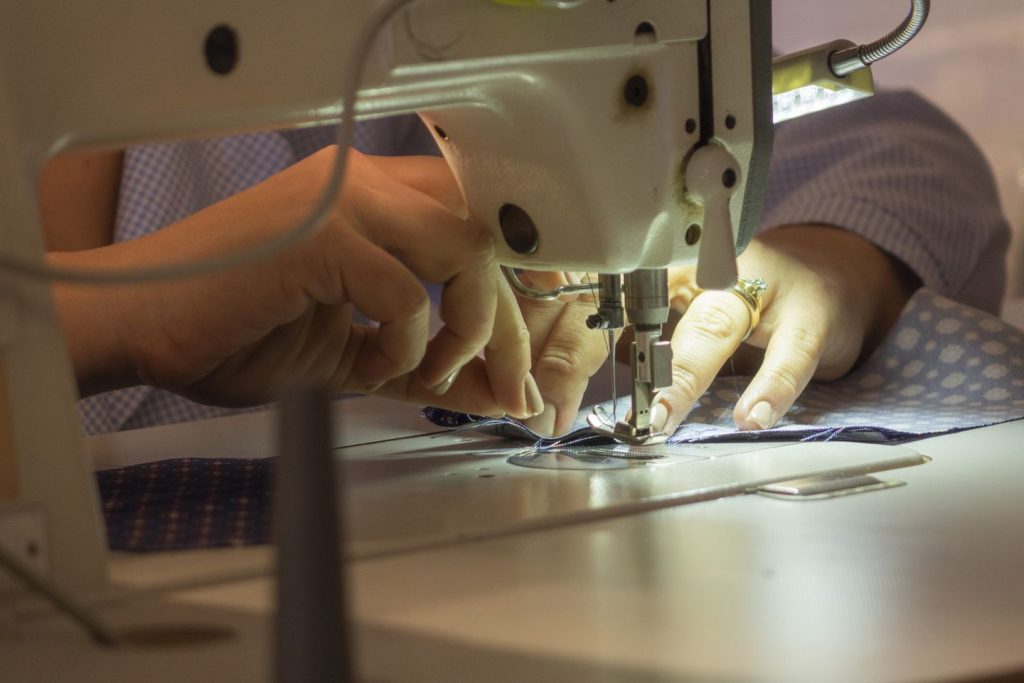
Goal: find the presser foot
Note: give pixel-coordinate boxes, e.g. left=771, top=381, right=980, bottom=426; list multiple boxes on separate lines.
left=586, top=412, right=668, bottom=446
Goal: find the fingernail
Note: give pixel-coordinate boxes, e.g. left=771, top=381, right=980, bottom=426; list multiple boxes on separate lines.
left=529, top=403, right=556, bottom=437
left=429, top=368, right=460, bottom=396
left=365, top=381, right=385, bottom=393
left=650, top=401, right=670, bottom=434
left=524, top=373, right=544, bottom=417
left=748, top=401, right=773, bottom=430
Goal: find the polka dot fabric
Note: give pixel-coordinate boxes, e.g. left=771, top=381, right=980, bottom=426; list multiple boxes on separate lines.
left=97, top=458, right=272, bottom=551
left=670, top=288, right=1024, bottom=442
left=425, top=289, right=1023, bottom=447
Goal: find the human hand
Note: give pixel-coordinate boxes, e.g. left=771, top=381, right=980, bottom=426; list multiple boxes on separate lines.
left=349, top=157, right=572, bottom=425
left=52, top=147, right=537, bottom=419
left=510, top=271, right=612, bottom=436
left=650, top=225, right=918, bottom=434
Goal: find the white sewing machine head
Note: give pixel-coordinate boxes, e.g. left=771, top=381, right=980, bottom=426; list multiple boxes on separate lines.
left=0, top=0, right=774, bottom=594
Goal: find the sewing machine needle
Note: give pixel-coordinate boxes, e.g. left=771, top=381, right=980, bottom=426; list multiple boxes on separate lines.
left=609, top=329, right=617, bottom=422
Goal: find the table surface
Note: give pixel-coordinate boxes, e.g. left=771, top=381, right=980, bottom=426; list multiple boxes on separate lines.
left=5, top=397, right=1024, bottom=683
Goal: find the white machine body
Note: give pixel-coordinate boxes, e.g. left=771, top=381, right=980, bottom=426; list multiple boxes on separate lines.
left=0, top=0, right=772, bottom=593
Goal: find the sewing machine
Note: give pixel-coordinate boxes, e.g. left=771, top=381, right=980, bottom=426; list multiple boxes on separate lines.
left=0, top=0, right=781, bottom=594
left=0, top=0, right=951, bottom=677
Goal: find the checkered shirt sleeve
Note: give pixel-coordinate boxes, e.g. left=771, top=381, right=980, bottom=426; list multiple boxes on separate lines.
left=761, top=89, right=1010, bottom=313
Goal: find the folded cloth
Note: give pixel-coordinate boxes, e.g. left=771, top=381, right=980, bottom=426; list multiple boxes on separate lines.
left=426, top=288, right=1024, bottom=446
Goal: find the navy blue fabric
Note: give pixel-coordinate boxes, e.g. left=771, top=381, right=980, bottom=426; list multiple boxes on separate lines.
left=96, top=458, right=273, bottom=552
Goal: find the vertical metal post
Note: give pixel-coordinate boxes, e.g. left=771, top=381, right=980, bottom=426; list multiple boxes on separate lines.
left=275, top=387, right=352, bottom=683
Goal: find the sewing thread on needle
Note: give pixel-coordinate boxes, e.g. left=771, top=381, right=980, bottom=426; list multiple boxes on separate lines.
left=609, top=329, right=617, bottom=422
left=584, top=272, right=617, bottom=423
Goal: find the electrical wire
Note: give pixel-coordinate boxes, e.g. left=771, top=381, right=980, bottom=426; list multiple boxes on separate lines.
left=830, top=0, right=930, bottom=77
left=0, top=0, right=418, bottom=285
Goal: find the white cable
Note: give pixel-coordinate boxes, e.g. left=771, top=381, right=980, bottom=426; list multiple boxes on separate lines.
left=0, top=0, right=417, bottom=285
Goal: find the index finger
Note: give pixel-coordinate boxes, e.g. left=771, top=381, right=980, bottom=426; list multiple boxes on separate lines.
left=523, top=294, right=610, bottom=436
left=349, top=159, right=497, bottom=392
left=650, top=289, right=752, bottom=435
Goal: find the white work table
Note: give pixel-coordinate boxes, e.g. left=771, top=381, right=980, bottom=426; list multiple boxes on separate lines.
left=4, top=397, right=1024, bottom=682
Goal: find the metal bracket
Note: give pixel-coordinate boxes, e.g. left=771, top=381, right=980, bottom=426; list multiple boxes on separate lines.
left=500, top=266, right=598, bottom=301
left=0, top=503, right=49, bottom=596
left=756, top=474, right=905, bottom=501
left=586, top=412, right=668, bottom=447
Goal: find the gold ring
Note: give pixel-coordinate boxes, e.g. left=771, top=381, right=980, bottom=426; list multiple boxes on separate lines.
left=731, top=277, right=767, bottom=341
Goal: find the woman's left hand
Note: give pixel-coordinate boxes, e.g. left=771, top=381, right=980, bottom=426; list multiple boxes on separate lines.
left=650, top=224, right=917, bottom=434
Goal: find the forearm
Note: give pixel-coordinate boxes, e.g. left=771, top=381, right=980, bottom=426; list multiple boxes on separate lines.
left=762, top=90, right=1010, bottom=313
left=45, top=175, right=320, bottom=398
left=38, top=151, right=122, bottom=252
left=48, top=251, right=137, bottom=397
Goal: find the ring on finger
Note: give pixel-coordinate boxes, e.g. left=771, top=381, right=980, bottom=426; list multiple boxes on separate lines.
left=689, top=276, right=767, bottom=341
left=730, top=276, right=767, bottom=341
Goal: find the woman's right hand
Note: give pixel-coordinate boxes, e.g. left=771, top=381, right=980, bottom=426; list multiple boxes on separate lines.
left=51, top=147, right=538, bottom=420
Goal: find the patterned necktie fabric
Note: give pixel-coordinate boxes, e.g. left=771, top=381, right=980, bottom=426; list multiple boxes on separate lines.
left=98, top=458, right=273, bottom=552
left=98, top=288, right=1023, bottom=552
left=427, top=288, right=1024, bottom=446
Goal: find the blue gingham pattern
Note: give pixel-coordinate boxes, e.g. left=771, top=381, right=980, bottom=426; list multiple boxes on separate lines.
left=762, top=90, right=1009, bottom=313
left=78, top=117, right=439, bottom=434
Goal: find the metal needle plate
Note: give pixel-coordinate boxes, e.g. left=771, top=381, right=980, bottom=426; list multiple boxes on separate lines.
left=339, top=432, right=929, bottom=559
left=508, top=445, right=690, bottom=470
